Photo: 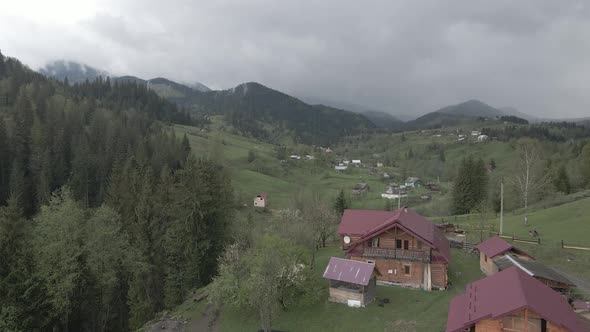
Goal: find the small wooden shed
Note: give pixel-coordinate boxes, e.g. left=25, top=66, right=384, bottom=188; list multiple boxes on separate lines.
left=254, top=192, right=268, bottom=208
left=323, top=257, right=377, bottom=307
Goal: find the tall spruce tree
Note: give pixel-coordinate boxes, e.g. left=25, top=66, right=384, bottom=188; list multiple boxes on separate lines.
left=451, top=157, right=488, bottom=215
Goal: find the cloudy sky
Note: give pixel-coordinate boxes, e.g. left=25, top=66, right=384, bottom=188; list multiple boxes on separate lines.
left=1, top=0, right=590, bottom=118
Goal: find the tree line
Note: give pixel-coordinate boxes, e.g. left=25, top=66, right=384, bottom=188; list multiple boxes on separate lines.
left=0, top=51, right=234, bottom=331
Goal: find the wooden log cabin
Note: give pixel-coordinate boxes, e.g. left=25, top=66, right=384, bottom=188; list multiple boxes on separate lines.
left=476, top=237, right=574, bottom=295
left=337, top=208, right=451, bottom=290
left=446, top=267, right=586, bottom=332
left=322, top=257, right=377, bottom=307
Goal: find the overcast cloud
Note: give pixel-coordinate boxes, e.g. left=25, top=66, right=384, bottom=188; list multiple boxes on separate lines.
left=2, top=0, right=590, bottom=118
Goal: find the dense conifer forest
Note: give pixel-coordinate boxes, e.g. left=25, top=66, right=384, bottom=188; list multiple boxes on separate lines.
left=0, top=51, right=234, bottom=331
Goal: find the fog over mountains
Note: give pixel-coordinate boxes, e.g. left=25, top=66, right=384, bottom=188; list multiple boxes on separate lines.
left=38, top=60, right=588, bottom=128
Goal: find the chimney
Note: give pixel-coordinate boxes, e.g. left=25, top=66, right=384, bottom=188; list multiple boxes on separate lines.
left=403, top=207, right=408, bottom=213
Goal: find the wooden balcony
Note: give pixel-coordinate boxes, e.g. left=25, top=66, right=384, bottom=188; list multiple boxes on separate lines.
left=363, top=247, right=431, bottom=262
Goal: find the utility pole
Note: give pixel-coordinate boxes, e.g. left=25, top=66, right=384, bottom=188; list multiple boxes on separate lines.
left=397, top=187, right=401, bottom=210
left=500, top=181, right=504, bottom=235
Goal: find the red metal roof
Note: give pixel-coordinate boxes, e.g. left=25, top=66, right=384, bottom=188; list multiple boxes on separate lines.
left=446, top=267, right=586, bottom=332
left=338, top=208, right=451, bottom=263
left=573, top=300, right=590, bottom=310
left=475, top=236, right=532, bottom=259
left=322, top=257, right=375, bottom=286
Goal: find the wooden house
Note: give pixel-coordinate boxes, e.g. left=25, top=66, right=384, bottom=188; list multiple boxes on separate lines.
left=352, top=183, right=369, bottom=195
left=338, top=208, right=450, bottom=291
left=253, top=192, right=268, bottom=208
left=323, top=257, right=377, bottom=307
left=476, top=236, right=534, bottom=275
left=476, top=237, right=574, bottom=294
left=446, top=267, right=586, bottom=332
left=404, top=177, right=422, bottom=188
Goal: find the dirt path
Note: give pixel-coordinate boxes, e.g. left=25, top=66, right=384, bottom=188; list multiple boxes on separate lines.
left=185, top=303, right=221, bottom=332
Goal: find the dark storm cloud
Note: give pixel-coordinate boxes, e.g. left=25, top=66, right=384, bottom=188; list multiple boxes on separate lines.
left=2, top=0, right=590, bottom=118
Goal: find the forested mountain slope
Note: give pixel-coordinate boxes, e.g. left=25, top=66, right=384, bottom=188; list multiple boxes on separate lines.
left=155, top=81, right=376, bottom=145
left=0, top=51, right=234, bottom=331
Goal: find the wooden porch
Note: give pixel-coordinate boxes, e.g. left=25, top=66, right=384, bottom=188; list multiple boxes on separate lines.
left=363, top=247, right=431, bottom=262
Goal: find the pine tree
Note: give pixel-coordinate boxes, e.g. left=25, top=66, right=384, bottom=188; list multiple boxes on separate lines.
left=451, top=157, right=488, bottom=215
left=334, top=189, right=348, bottom=215
left=581, top=143, right=590, bottom=187
left=553, top=165, right=571, bottom=194
left=0, top=117, right=11, bottom=204
left=439, top=149, right=446, bottom=162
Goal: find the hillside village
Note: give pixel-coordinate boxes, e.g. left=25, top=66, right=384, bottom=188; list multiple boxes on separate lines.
left=4, top=6, right=590, bottom=330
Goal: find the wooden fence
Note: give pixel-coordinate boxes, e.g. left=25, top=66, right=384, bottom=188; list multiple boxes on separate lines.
left=495, top=233, right=541, bottom=245
left=449, top=240, right=476, bottom=251
left=561, top=240, right=590, bottom=251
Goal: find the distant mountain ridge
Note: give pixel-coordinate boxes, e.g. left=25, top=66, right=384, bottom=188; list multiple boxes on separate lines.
left=405, top=99, right=539, bottom=130
left=361, top=111, right=404, bottom=129
left=39, top=60, right=109, bottom=84
left=38, top=60, right=373, bottom=145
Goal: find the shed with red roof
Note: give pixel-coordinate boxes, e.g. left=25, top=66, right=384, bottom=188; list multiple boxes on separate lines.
left=475, top=236, right=533, bottom=275
left=446, top=266, right=586, bottom=332
left=338, top=208, right=450, bottom=290
left=322, top=257, right=377, bottom=307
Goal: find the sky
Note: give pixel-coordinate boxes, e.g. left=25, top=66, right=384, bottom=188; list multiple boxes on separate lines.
left=1, top=0, right=590, bottom=118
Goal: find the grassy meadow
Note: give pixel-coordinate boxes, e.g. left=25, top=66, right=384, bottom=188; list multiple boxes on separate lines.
left=171, top=246, right=482, bottom=332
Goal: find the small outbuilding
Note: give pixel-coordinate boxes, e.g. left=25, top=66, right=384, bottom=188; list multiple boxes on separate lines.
left=323, top=257, right=377, bottom=307
left=253, top=192, right=268, bottom=208
left=404, top=177, right=422, bottom=188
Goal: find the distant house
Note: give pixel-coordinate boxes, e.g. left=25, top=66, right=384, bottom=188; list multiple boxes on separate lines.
left=352, top=183, right=369, bottom=195
left=323, top=257, right=377, bottom=307
left=352, top=160, right=362, bottom=166
left=382, top=172, right=390, bottom=179
left=343, top=160, right=351, bottom=165
left=334, top=165, right=348, bottom=172
left=425, top=182, right=440, bottom=192
left=381, top=193, right=407, bottom=200
left=338, top=208, right=450, bottom=290
left=376, top=162, right=384, bottom=168
left=289, top=155, right=301, bottom=160
left=420, top=194, right=432, bottom=200
left=404, top=177, right=422, bottom=188
left=457, top=137, right=466, bottom=142
left=477, top=134, right=489, bottom=142
left=476, top=237, right=574, bottom=294
left=305, top=155, right=314, bottom=160
left=253, top=192, right=268, bottom=208
left=471, top=130, right=481, bottom=136
left=573, top=300, right=590, bottom=321
left=446, top=267, right=586, bottom=332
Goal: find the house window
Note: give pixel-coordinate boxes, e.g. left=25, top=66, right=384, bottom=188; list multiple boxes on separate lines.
left=366, top=260, right=375, bottom=264
left=501, top=315, right=541, bottom=332
left=404, top=265, right=411, bottom=275
left=417, top=241, right=422, bottom=249
left=484, top=255, right=488, bottom=262
left=372, top=238, right=380, bottom=248
left=403, top=240, right=410, bottom=250
left=396, top=239, right=402, bottom=249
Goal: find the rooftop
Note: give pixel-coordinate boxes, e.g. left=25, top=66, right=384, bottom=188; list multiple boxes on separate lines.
left=322, top=257, right=375, bottom=286
left=446, top=267, right=585, bottom=332
left=475, top=236, right=532, bottom=259
left=338, top=208, right=450, bottom=263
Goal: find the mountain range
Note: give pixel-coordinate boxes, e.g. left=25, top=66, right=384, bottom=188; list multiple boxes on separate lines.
left=38, top=60, right=586, bottom=138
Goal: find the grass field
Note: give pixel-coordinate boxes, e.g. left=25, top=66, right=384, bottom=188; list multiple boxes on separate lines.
left=174, top=123, right=456, bottom=210
left=445, top=196, right=590, bottom=295
left=171, top=246, right=481, bottom=332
